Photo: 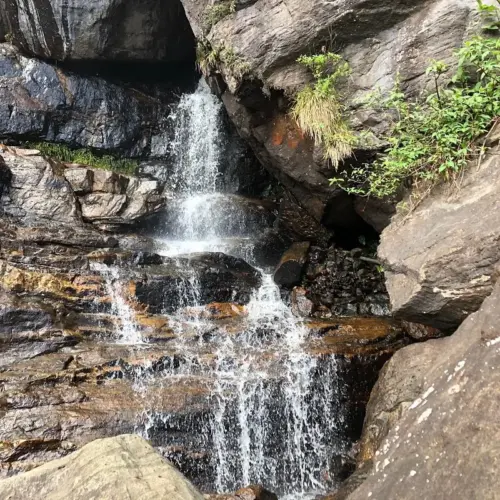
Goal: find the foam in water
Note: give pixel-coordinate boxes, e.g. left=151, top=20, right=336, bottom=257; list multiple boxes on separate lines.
left=98, top=80, right=347, bottom=497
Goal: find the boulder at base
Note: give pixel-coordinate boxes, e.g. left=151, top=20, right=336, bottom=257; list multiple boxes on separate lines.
left=347, top=280, right=500, bottom=500
left=0, top=434, right=205, bottom=500
left=379, top=144, right=500, bottom=331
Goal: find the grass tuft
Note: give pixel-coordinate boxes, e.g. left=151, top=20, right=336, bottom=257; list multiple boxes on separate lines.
left=291, top=52, right=354, bottom=167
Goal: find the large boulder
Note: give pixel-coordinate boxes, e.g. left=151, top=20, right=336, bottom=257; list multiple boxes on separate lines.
left=379, top=145, right=500, bottom=331
left=347, top=280, right=500, bottom=500
left=0, top=0, right=194, bottom=63
left=0, top=44, right=173, bottom=156
left=182, top=0, right=478, bottom=224
left=0, top=147, right=166, bottom=231
left=0, top=434, right=205, bottom=500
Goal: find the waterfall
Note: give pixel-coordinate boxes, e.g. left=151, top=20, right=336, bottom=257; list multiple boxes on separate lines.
left=98, top=80, right=348, bottom=497
left=91, top=262, right=145, bottom=345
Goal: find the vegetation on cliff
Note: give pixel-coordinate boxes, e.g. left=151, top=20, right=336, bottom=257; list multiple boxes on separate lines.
left=331, top=1, right=500, bottom=199
left=27, top=142, right=138, bottom=175
left=202, top=0, right=236, bottom=31
left=196, top=39, right=250, bottom=80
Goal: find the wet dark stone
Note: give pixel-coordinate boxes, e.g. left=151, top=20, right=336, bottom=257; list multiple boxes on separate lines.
left=273, top=242, right=310, bottom=288
left=134, top=253, right=262, bottom=314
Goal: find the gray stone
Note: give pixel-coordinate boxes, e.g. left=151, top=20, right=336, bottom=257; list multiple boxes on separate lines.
left=63, top=166, right=93, bottom=194
left=182, top=0, right=479, bottom=224
left=379, top=145, right=500, bottom=331
left=0, top=434, right=205, bottom=500
left=0, top=44, right=172, bottom=156
left=80, top=193, right=127, bottom=220
left=349, top=280, right=500, bottom=500
left=0, top=147, right=166, bottom=230
left=291, top=287, right=314, bottom=317
left=92, top=170, right=128, bottom=194
left=0, top=0, right=194, bottom=63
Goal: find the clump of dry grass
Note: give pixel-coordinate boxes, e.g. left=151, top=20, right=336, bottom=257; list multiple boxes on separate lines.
left=292, top=86, right=354, bottom=167
left=291, top=52, right=354, bottom=167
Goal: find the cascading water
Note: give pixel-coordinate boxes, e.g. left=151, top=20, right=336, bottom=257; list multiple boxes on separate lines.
left=91, top=262, right=145, bottom=345
left=101, top=80, right=349, bottom=497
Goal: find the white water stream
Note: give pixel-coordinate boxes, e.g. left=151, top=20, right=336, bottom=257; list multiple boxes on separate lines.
left=98, top=80, right=346, bottom=497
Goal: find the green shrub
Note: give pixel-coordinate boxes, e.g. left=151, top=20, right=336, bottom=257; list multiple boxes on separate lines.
left=331, top=2, right=500, bottom=198
left=291, top=52, right=355, bottom=167
left=27, top=142, right=138, bottom=175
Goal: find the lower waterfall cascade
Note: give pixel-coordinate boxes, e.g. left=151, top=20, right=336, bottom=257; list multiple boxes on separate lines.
left=98, top=80, right=351, bottom=498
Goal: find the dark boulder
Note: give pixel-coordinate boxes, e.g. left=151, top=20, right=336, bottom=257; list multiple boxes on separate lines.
left=278, top=199, right=332, bottom=245
left=0, top=0, right=194, bottom=63
left=0, top=44, right=173, bottom=156
left=273, top=242, right=310, bottom=288
left=134, top=252, right=262, bottom=314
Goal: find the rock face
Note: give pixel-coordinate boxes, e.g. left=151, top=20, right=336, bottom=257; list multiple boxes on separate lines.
left=0, top=434, right=205, bottom=500
left=182, top=0, right=479, bottom=225
left=0, top=44, right=173, bottom=156
left=379, top=145, right=500, bottom=331
left=0, top=0, right=194, bottom=63
left=0, top=147, right=79, bottom=224
left=347, top=280, right=500, bottom=500
left=0, top=147, right=165, bottom=230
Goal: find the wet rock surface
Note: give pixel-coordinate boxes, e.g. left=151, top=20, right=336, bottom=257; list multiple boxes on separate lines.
left=347, top=281, right=500, bottom=500
left=379, top=144, right=500, bottom=330
left=0, top=0, right=194, bottom=63
left=0, top=44, right=174, bottom=155
left=0, top=434, right=205, bottom=500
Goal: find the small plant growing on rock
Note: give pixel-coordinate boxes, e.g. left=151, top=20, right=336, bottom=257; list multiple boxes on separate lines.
left=203, top=0, right=236, bottom=31
left=330, top=4, right=500, bottom=199
left=27, top=142, right=138, bottom=175
left=196, top=39, right=220, bottom=76
left=196, top=39, right=250, bottom=80
left=292, top=52, right=355, bottom=167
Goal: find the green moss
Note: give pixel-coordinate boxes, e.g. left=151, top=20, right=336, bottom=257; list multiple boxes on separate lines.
left=26, top=142, right=138, bottom=175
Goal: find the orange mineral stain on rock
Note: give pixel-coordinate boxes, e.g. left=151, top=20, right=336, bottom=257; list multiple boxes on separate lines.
left=271, top=115, right=305, bottom=149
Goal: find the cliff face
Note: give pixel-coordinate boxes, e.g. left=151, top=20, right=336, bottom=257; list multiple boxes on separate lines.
left=180, top=0, right=479, bottom=227
left=0, top=0, right=194, bottom=62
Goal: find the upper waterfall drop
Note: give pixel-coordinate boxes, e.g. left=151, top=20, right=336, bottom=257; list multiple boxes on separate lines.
left=170, top=80, right=223, bottom=195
